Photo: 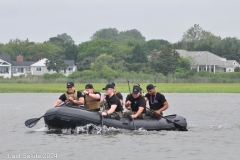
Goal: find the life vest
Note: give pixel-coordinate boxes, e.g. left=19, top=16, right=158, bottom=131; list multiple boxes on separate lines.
left=84, top=93, right=100, bottom=110
left=64, top=90, right=78, bottom=106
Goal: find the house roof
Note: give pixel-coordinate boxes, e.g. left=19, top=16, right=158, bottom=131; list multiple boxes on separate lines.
left=31, top=58, right=47, bottom=67
left=11, top=61, right=35, bottom=66
left=31, top=58, right=75, bottom=67
left=64, top=60, right=75, bottom=66
left=0, top=54, right=11, bottom=63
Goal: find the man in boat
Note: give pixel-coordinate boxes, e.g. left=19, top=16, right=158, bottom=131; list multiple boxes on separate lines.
left=53, top=82, right=84, bottom=107
left=109, top=82, right=123, bottom=106
left=82, top=84, right=101, bottom=111
left=101, top=84, right=123, bottom=119
left=101, top=82, right=123, bottom=110
left=123, top=86, right=146, bottom=119
left=144, top=84, right=169, bottom=117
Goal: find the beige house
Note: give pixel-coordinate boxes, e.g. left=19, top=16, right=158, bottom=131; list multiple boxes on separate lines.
left=176, top=50, right=240, bottom=73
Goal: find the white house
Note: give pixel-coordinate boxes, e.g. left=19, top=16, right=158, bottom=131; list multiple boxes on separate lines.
left=0, top=55, right=11, bottom=78
left=31, top=58, right=77, bottom=76
left=176, top=50, right=240, bottom=73
left=0, top=55, right=77, bottom=78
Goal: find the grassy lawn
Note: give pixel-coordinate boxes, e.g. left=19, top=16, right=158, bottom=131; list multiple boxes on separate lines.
left=0, top=83, right=240, bottom=93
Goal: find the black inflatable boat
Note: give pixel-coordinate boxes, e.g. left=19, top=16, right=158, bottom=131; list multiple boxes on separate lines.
left=43, top=106, right=187, bottom=131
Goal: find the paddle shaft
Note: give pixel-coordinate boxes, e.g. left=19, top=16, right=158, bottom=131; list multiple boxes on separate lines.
left=127, top=80, right=136, bottom=130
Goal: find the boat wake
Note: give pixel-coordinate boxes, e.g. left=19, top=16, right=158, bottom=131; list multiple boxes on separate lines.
left=32, top=124, right=148, bottom=135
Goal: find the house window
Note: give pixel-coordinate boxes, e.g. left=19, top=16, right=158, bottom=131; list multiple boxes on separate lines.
left=11, top=67, right=17, bottom=73
left=18, top=68, right=24, bottom=73
left=0, top=66, right=9, bottom=73
left=26, top=67, right=31, bottom=71
left=36, top=67, right=41, bottom=71
left=68, top=68, right=73, bottom=71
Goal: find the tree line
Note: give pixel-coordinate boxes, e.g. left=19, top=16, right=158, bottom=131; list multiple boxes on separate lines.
left=0, top=24, right=240, bottom=81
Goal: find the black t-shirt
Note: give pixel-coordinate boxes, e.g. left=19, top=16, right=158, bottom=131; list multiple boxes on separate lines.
left=145, top=92, right=167, bottom=110
left=105, top=94, right=123, bottom=112
left=84, top=92, right=101, bottom=101
left=125, top=94, right=146, bottom=113
left=59, top=91, right=84, bottom=102
left=115, top=92, right=123, bottom=100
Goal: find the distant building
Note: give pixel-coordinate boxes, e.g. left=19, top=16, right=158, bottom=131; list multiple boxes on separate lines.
left=176, top=50, right=240, bottom=73
left=0, top=55, right=76, bottom=78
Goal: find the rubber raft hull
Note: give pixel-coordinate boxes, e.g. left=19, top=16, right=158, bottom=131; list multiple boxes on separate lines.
left=44, top=106, right=187, bottom=131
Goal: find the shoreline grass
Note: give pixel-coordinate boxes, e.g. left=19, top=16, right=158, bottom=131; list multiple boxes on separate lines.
left=0, top=83, right=240, bottom=93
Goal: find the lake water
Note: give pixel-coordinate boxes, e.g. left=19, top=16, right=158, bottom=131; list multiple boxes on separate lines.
left=0, top=93, right=240, bottom=160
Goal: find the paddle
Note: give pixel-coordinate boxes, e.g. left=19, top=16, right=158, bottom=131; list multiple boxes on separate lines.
left=101, top=103, right=105, bottom=133
left=127, top=80, right=136, bottom=130
left=147, top=108, right=188, bottom=131
left=24, top=102, right=66, bottom=128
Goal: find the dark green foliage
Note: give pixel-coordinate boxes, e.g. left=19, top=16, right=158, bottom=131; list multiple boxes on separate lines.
left=146, top=39, right=170, bottom=53
left=91, top=28, right=119, bottom=41
left=130, top=45, right=148, bottom=63
left=235, top=67, right=240, bottom=72
left=149, top=45, right=180, bottom=75
left=45, top=51, right=68, bottom=73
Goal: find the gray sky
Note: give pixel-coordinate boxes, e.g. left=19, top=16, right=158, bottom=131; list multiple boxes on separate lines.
left=1, top=0, right=239, bottom=44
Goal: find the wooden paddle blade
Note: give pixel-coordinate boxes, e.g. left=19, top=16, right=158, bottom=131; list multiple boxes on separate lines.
left=24, top=117, right=42, bottom=128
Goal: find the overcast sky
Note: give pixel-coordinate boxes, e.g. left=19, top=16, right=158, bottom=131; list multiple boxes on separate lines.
left=1, top=0, right=239, bottom=44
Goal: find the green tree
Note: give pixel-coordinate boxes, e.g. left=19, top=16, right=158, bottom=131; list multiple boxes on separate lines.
left=178, top=24, right=221, bottom=52
left=1, top=39, right=29, bottom=60
left=45, top=51, right=68, bottom=73
left=26, top=42, right=61, bottom=61
left=220, top=37, right=240, bottom=63
left=91, top=54, right=115, bottom=71
left=77, top=39, right=114, bottom=58
left=64, top=43, right=78, bottom=61
left=0, top=43, right=4, bottom=54
left=130, top=45, right=147, bottom=63
left=119, top=29, right=145, bottom=41
left=91, top=28, right=119, bottom=41
left=146, top=39, right=170, bottom=53
left=234, top=67, right=240, bottom=72
left=100, top=65, right=118, bottom=81
left=149, top=45, right=180, bottom=75
left=57, top=33, right=75, bottom=45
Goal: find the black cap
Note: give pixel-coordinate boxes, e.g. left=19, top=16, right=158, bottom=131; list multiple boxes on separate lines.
left=109, top=82, right=115, bottom=87
left=132, top=86, right=141, bottom=94
left=146, top=84, right=156, bottom=91
left=102, top=84, right=114, bottom=90
left=67, top=82, right=74, bottom=88
left=85, top=84, right=93, bottom=89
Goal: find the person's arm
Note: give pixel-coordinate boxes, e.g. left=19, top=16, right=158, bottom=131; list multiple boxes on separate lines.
left=144, top=97, right=149, bottom=108
left=72, top=92, right=84, bottom=105
left=131, top=107, right=144, bottom=118
left=125, top=95, right=131, bottom=109
left=102, top=105, right=117, bottom=116
left=73, top=97, right=84, bottom=105
left=88, top=92, right=101, bottom=100
left=53, top=99, right=62, bottom=107
left=125, top=101, right=131, bottom=110
left=156, top=101, right=169, bottom=115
